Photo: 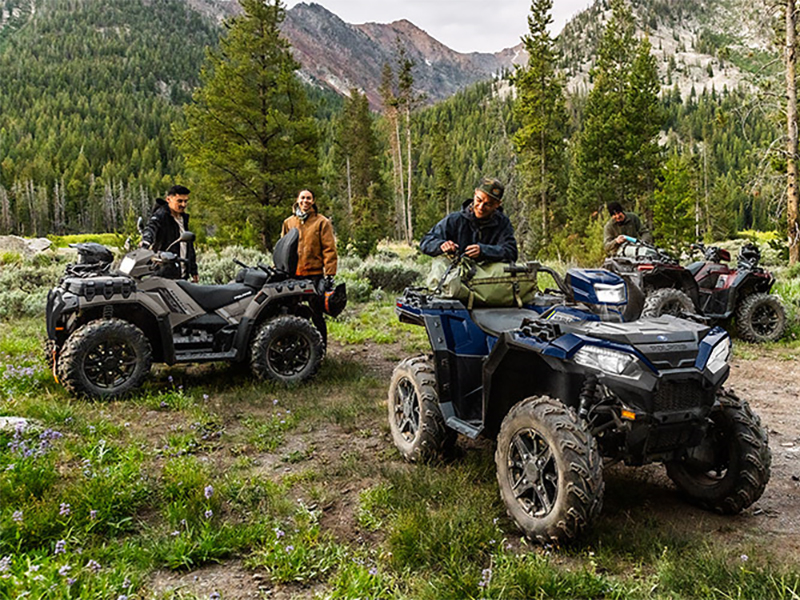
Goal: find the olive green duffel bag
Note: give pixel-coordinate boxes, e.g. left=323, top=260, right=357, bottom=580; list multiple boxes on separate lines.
left=426, top=256, right=538, bottom=309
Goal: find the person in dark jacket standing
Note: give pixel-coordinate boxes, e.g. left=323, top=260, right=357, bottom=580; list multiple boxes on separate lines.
left=141, top=184, right=198, bottom=282
left=420, top=177, right=517, bottom=262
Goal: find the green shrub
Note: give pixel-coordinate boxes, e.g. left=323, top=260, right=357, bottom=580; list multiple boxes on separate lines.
left=359, top=259, right=422, bottom=293
left=196, top=245, right=273, bottom=284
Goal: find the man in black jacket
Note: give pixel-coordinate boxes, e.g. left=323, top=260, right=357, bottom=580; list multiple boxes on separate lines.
left=420, top=177, right=518, bottom=262
left=141, top=184, right=198, bottom=282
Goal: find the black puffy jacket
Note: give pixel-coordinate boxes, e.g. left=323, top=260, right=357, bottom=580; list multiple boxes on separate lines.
left=141, top=198, right=198, bottom=278
left=419, top=199, right=518, bottom=262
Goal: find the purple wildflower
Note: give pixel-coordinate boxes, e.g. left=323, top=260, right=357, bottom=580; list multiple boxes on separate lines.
left=0, top=556, right=10, bottom=573
left=54, top=540, right=66, bottom=555
left=67, top=577, right=76, bottom=585
left=12, top=510, right=22, bottom=523
left=86, top=559, right=101, bottom=572
left=274, top=528, right=285, bottom=538
left=59, top=503, right=71, bottom=516
left=203, top=394, right=209, bottom=401
left=204, top=485, right=214, bottom=499
left=210, top=593, right=221, bottom=600
left=58, top=565, right=71, bottom=576
left=89, top=510, right=97, bottom=520
left=285, top=545, right=294, bottom=552
left=368, top=566, right=378, bottom=576
left=205, top=510, right=213, bottom=519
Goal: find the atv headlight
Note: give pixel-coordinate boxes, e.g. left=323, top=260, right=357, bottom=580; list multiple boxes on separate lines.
left=574, top=345, right=643, bottom=378
left=593, top=282, right=626, bottom=305
left=706, top=338, right=731, bottom=374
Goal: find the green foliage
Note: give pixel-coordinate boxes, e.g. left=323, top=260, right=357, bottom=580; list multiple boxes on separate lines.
left=358, top=258, right=422, bottom=292
left=176, top=0, right=319, bottom=249
left=513, top=0, right=568, bottom=254
left=569, top=0, right=663, bottom=232
left=652, top=152, right=697, bottom=252
left=0, top=0, right=217, bottom=236
left=195, top=245, right=273, bottom=285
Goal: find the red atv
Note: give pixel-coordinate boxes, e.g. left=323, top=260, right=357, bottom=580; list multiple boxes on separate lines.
left=604, top=239, right=787, bottom=343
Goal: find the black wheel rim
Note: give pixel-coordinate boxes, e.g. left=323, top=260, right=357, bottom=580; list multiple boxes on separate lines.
left=750, top=304, right=779, bottom=337
left=267, top=332, right=311, bottom=376
left=505, top=428, right=558, bottom=518
left=83, top=340, right=138, bottom=389
left=393, top=378, right=420, bottom=443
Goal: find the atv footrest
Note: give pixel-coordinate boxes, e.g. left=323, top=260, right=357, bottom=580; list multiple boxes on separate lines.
left=446, top=416, right=482, bottom=439
left=174, top=350, right=238, bottom=363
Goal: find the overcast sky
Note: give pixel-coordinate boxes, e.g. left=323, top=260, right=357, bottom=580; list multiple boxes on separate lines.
left=284, top=0, right=595, bottom=53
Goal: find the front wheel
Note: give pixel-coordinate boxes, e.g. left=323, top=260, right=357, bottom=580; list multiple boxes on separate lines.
left=57, top=319, right=152, bottom=399
left=250, top=316, right=324, bottom=384
left=387, top=356, right=456, bottom=462
left=665, top=389, right=771, bottom=514
left=736, top=293, right=786, bottom=343
left=641, top=288, right=694, bottom=318
left=495, top=396, right=604, bottom=545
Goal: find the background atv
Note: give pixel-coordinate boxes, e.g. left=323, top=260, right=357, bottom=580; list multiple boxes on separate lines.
left=604, top=238, right=786, bottom=342
left=45, top=229, right=346, bottom=399
left=389, top=281, right=770, bottom=545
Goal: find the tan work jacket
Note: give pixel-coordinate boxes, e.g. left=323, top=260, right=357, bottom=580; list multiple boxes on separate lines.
left=281, top=211, right=338, bottom=276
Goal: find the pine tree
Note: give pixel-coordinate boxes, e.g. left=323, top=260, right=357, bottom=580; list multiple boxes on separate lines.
left=513, top=0, right=567, bottom=254
left=569, top=0, right=663, bottom=231
left=334, top=89, right=387, bottom=256
left=175, top=0, right=319, bottom=248
left=652, top=152, right=696, bottom=252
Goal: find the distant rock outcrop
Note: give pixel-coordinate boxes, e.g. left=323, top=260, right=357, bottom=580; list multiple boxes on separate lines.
left=282, top=2, right=524, bottom=108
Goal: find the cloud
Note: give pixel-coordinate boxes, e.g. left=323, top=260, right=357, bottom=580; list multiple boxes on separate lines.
left=285, top=0, right=593, bottom=53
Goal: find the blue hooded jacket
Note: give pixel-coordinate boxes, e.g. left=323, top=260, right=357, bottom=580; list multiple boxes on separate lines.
left=419, top=199, right=518, bottom=262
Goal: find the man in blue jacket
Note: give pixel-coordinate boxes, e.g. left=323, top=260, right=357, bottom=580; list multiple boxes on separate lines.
left=420, top=177, right=518, bottom=262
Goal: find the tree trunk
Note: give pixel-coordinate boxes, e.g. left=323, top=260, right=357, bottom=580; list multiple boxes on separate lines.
left=787, top=0, right=799, bottom=264
left=405, top=105, right=413, bottom=245
left=345, top=155, right=353, bottom=218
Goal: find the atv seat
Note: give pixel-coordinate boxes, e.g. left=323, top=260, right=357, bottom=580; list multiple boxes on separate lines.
left=175, top=281, right=256, bottom=312
left=471, top=307, right=540, bottom=337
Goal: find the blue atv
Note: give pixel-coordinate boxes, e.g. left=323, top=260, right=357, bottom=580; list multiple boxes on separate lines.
left=388, top=261, right=770, bottom=544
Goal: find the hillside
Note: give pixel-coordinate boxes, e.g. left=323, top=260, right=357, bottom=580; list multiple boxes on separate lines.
left=282, top=2, right=523, bottom=108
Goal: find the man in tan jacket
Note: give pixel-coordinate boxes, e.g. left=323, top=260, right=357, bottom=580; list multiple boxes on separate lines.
left=281, top=189, right=338, bottom=281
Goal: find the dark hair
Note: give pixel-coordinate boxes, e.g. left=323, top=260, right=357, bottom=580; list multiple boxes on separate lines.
left=167, top=184, right=191, bottom=196
left=607, top=201, right=624, bottom=216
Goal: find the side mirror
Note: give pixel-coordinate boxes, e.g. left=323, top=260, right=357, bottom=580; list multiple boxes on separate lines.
left=165, top=231, right=195, bottom=252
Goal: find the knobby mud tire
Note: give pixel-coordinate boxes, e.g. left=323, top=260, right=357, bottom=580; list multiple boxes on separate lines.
left=666, top=388, right=771, bottom=514
left=641, top=288, right=695, bottom=318
left=250, top=315, right=324, bottom=384
left=495, top=396, right=604, bottom=545
left=387, top=356, right=456, bottom=463
left=736, top=293, right=787, bottom=343
left=57, top=319, right=152, bottom=399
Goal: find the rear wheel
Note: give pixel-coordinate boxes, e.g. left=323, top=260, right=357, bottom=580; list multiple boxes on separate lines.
left=666, top=389, right=770, bottom=514
left=495, top=396, right=603, bottom=545
left=388, top=356, right=455, bottom=462
left=641, top=288, right=694, bottom=318
left=57, top=319, right=152, bottom=399
left=736, top=293, right=786, bottom=343
left=250, top=316, right=324, bottom=384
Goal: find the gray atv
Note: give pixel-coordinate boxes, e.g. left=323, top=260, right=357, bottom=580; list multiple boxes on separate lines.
left=45, top=229, right=346, bottom=399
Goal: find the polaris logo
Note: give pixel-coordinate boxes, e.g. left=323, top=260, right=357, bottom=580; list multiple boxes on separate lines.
left=234, top=291, right=254, bottom=301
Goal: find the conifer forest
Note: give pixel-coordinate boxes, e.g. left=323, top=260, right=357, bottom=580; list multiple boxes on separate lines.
left=0, top=0, right=795, bottom=263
